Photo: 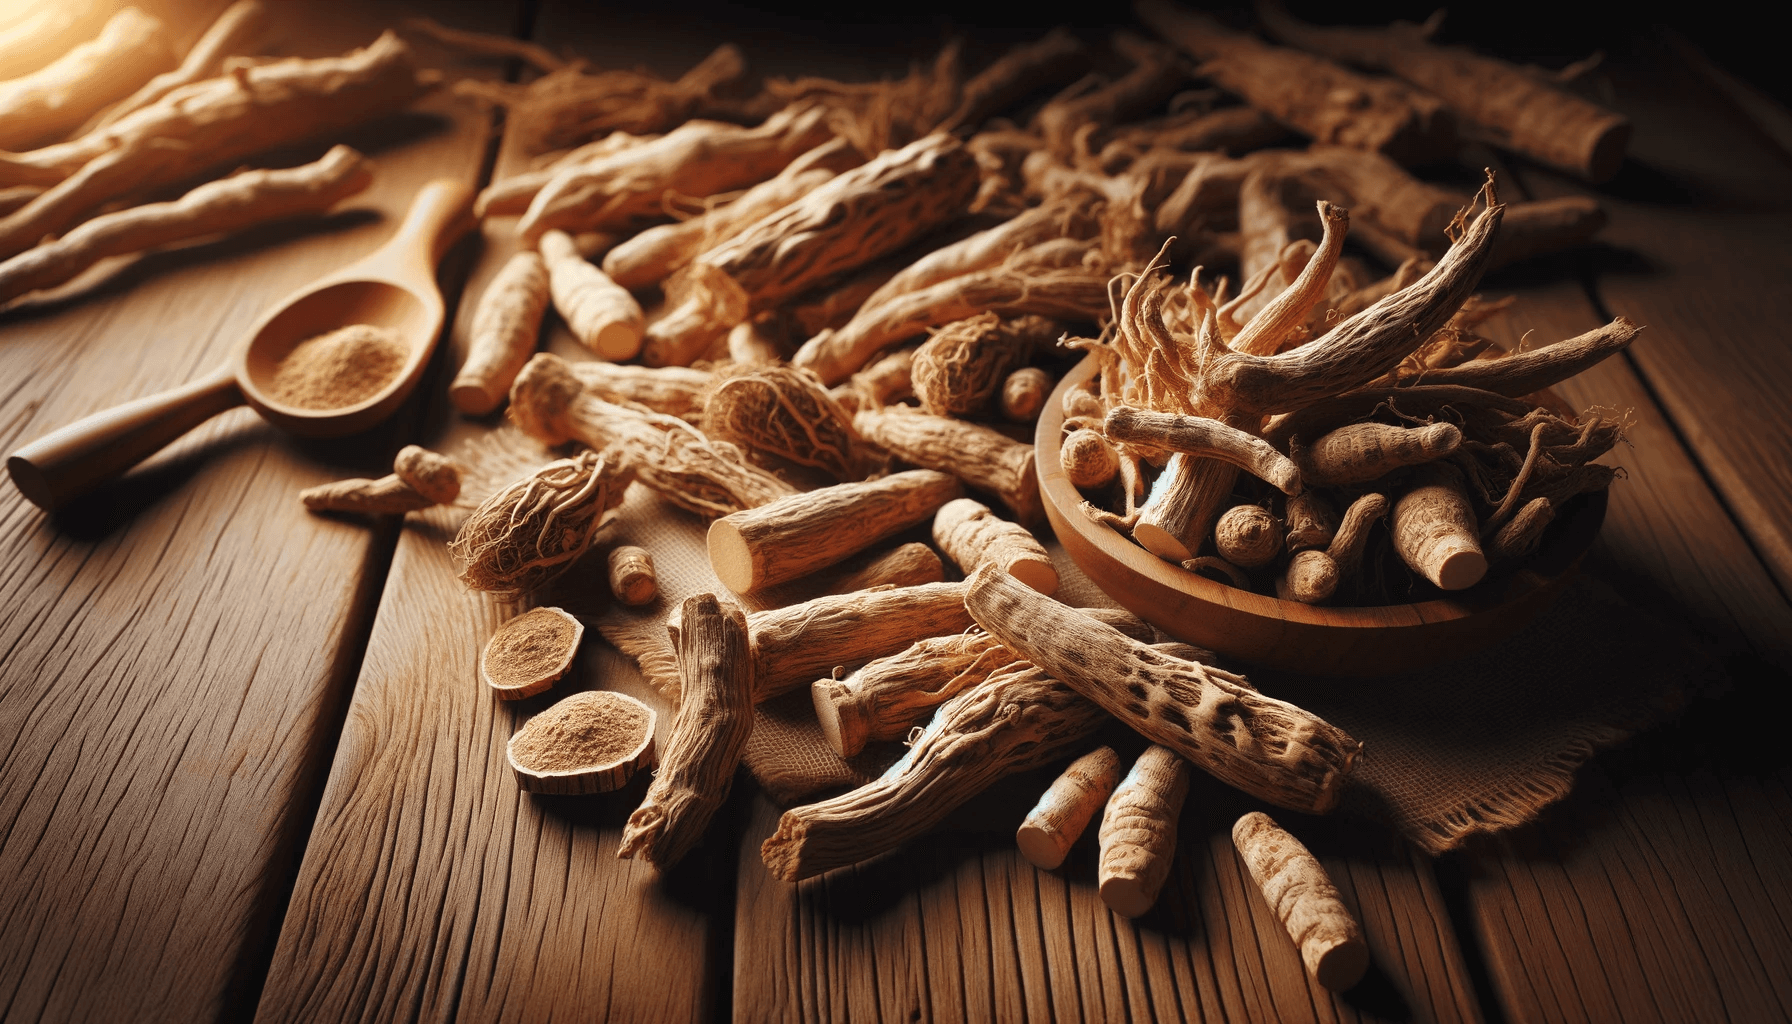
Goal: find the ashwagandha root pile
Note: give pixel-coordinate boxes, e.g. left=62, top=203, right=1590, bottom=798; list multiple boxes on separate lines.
left=360, top=5, right=1646, bottom=905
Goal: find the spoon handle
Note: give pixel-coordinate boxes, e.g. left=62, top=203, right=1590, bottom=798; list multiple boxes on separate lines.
left=7, top=366, right=243, bottom=511
left=376, top=178, right=476, bottom=282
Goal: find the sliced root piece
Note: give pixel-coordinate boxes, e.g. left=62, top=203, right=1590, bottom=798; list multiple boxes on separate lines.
left=483, top=606, right=583, bottom=700
left=1233, top=810, right=1369, bottom=991
left=1391, top=463, right=1486, bottom=590
left=508, top=690, right=655, bottom=795
left=1098, top=745, right=1190, bottom=917
left=1018, top=745, right=1123, bottom=870
left=933, top=497, right=1058, bottom=595
left=607, top=545, right=658, bottom=606
left=707, top=470, right=960, bottom=593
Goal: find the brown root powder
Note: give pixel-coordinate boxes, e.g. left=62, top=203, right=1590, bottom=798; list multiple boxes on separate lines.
left=266, top=324, right=408, bottom=409
left=483, top=607, right=582, bottom=699
left=510, top=690, right=652, bottom=772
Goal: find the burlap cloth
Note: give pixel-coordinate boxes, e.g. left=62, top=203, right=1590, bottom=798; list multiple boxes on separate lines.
left=563, top=479, right=1711, bottom=856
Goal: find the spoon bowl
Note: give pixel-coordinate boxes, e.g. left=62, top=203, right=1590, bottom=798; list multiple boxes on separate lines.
left=8, top=179, right=472, bottom=510
left=239, top=279, right=434, bottom=437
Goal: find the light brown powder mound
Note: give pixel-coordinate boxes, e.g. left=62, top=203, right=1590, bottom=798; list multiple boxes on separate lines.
left=266, top=324, right=409, bottom=410
left=508, top=690, right=656, bottom=795
left=482, top=607, right=583, bottom=700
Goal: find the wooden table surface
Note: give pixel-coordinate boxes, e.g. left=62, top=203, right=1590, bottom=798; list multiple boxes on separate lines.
left=2, top=3, right=1788, bottom=1022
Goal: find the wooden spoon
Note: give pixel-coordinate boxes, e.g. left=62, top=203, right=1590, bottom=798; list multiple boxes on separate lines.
left=6, top=178, right=474, bottom=512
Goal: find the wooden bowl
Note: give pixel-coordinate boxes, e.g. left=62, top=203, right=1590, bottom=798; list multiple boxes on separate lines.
left=1037, top=354, right=1605, bottom=676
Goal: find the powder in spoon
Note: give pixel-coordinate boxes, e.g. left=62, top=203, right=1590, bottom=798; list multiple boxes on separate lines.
left=266, top=324, right=408, bottom=409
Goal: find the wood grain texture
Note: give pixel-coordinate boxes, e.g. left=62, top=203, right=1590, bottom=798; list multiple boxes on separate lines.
left=252, top=8, right=733, bottom=1020
left=1557, top=44, right=1792, bottom=598
left=1458, top=767, right=1792, bottom=1024
left=0, top=4, right=504, bottom=1022
left=734, top=770, right=1485, bottom=1024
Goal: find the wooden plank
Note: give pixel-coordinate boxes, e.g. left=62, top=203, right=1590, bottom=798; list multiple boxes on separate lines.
left=250, top=6, right=751, bottom=1021
left=0, top=3, right=502, bottom=1022
left=1454, top=111, right=1792, bottom=1023
left=1548, top=45, right=1792, bottom=597
left=733, top=771, right=1486, bottom=1024
left=1457, top=767, right=1792, bottom=1024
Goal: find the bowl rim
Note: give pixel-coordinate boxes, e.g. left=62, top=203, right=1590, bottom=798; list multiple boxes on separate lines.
left=1036, top=351, right=1602, bottom=635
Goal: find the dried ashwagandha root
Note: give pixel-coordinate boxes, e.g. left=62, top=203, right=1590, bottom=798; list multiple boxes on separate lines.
left=540, top=229, right=643, bottom=360
left=1486, top=495, right=1555, bottom=562
left=601, top=137, right=860, bottom=290
left=449, top=449, right=633, bottom=595
left=1295, top=421, right=1461, bottom=487
left=1017, top=746, right=1124, bottom=871
left=607, top=545, right=658, bottom=606
left=853, top=404, right=1043, bottom=524
left=797, top=244, right=1110, bottom=387
left=938, top=27, right=1089, bottom=133
left=1061, top=428, right=1121, bottom=490
left=1098, top=744, right=1190, bottom=917
left=762, top=659, right=1107, bottom=882
left=699, top=365, right=863, bottom=481
left=482, top=606, right=583, bottom=700
left=1277, top=549, right=1339, bottom=604
left=567, top=360, right=713, bottom=423
left=966, top=565, right=1361, bottom=813
left=87, top=0, right=270, bottom=133
left=649, top=132, right=980, bottom=365
left=0, top=145, right=372, bottom=307
left=911, top=312, right=1060, bottom=418
left=475, top=131, right=658, bottom=218
left=1285, top=490, right=1338, bottom=552
left=1278, top=491, right=1391, bottom=604
left=1105, top=407, right=1302, bottom=496
left=707, top=469, right=961, bottom=593
left=810, top=607, right=1157, bottom=758
left=835, top=347, right=917, bottom=411
left=508, top=690, right=656, bottom=795
left=932, top=497, right=1059, bottom=595
left=0, top=7, right=175, bottom=151
left=1403, top=317, right=1641, bottom=397
left=743, top=581, right=974, bottom=703
left=450, top=250, right=551, bottom=415
left=1214, top=504, right=1282, bottom=568
left=0, top=31, right=430, bottom=262
left=1233, top=811, right=1369, bottom=991
left=827, top=542, right=946, bottom=595
left=1136, top=0, right=1454, bottom=166
left=514, top=102, right=834, bottom=241
left=508, top=352, right=796, bottom=517
left=1257, top=2, right=1628, bottom=182
left=460, top=42, right=745, bottom=160
left=301, top=443, right=461, bottom=514
left=1002, top=367, right=1053, bottom=422
left=1034, top=32, right=1187, bottom=157
left=619, top=594, right=754, bottom=868
left=1392, top=462, right=1486, bottom=590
